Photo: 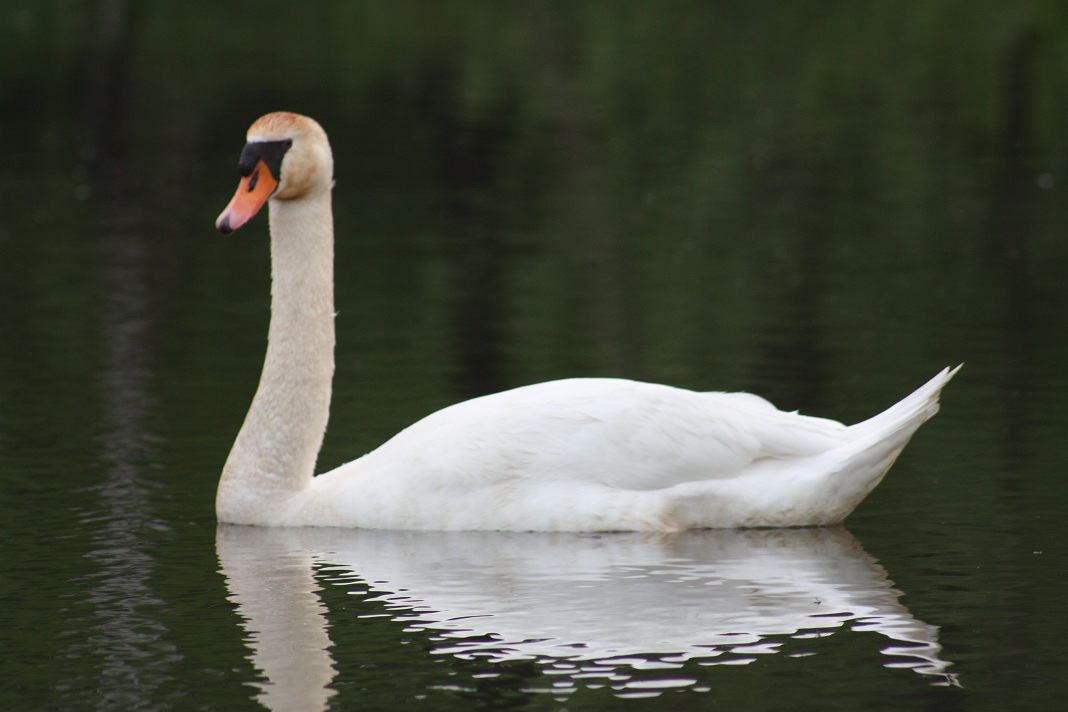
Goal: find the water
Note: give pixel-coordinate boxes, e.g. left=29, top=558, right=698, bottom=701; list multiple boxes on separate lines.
left=3, top=2, right=1068, bottom=710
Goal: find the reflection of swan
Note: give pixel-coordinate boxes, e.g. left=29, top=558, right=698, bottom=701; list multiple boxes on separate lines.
left=219, top=530, right=336, bottom=712
left=218, top=525, right=956, bottom=709
left=213, top=110, right=959, bottom=531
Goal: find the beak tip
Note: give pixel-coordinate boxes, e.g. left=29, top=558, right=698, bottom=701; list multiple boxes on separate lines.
left=216, top=213, right=233, bottom=234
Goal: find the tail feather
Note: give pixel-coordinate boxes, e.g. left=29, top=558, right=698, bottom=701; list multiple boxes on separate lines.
left=807, top=364, right=962, bottom=522
left=668, top=366, right=961, bottom=528
left=848, top=365, right=962, bottom=441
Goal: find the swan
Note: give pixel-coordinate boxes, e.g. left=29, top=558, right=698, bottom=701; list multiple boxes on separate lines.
left=214, top=111, right=959, bottom=532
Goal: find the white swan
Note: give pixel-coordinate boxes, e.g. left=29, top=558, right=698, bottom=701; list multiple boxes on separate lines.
left=214, top=111, right=958, bottom=532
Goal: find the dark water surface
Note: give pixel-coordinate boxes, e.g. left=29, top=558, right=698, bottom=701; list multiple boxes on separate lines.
left=3, top=3, right=1068, bottom=710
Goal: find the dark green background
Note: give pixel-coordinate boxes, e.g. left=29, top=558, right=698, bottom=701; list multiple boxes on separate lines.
left=2, top=2, right=1066, bottom=709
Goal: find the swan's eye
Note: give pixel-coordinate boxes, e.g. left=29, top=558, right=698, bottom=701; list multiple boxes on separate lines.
left=248, top=168, right=260, bottom=192
left=284, top=139, right=293, bottom=149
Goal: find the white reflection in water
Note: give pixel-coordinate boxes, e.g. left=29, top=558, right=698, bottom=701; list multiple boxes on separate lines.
left=218, top=526, right=956, bottom=710
left=218, top=536, right=337, bottom=712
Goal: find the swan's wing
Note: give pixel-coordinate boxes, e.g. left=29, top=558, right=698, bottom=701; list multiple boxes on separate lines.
left=349, top=378, right=848, bottom=491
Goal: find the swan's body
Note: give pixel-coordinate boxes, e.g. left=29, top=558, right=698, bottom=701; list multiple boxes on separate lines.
left=215, top=111, right=958, bottom=532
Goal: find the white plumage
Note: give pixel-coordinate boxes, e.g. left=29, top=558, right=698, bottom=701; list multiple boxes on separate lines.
left=214, top=111, right=958, bottom=532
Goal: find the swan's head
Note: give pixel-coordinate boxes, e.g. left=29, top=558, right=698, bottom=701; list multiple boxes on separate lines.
left=216, top=112, right=334, bottom=234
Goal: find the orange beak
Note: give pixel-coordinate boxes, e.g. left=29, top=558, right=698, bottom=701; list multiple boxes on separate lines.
left=216, top=159, right=280, bottom=234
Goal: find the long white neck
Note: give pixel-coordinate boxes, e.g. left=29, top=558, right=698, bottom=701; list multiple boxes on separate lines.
left=217, top=190, right=335, bottom=524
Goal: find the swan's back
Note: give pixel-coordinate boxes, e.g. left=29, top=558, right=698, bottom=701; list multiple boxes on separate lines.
left=286, top=370, right=956, bottom=531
